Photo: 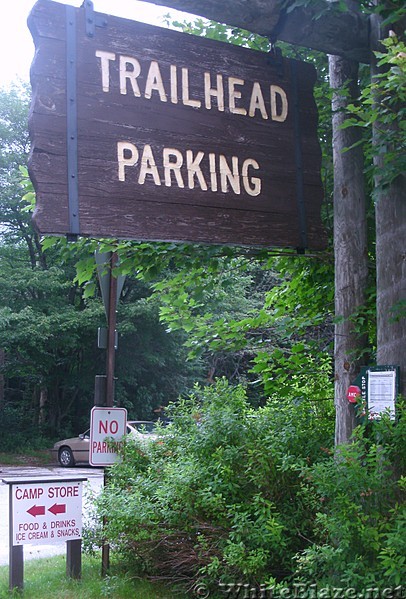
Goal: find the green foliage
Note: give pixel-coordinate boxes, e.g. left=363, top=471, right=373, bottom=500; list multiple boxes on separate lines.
left=153, top=255, right=267, bottom=354
left=0, top=85, right=31, bottom=244
left=91, top=380, right=334, bottom=590
left=115, top=289, right=204, bottom=420
left=0, top=236, right=203, bottom=436
left=251, top=256, right=334, bottom=399
left=109, top=240, right=335, bottom=406
left=342, top=33, right=406, bottom=194
left=282, top=0, right=406, bottom=25
left=295, top=407, right=406, bottom=588
left=0, top=88, right=103, bottom=442
left=366, top=2, right=406, bottom=28
left=0, top=244, right=105, bottom=437
left=282, top=0, right=350, bottom=20
left=88, top=386, right=405, bottom=592
left=0, top=404, right=49, bottom=452
left=167, top=16, right=269, bottom=51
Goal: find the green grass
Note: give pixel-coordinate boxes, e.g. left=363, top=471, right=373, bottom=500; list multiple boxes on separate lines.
left=0, top=554, right=188, bottom=598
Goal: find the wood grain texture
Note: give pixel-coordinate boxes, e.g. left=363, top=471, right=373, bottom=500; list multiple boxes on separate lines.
left=28, top=0, right=326, bottom=250
left=370, top=13, right=406, bottom=397
left=139, top=0, right=370, bottom=64
left=329, top=55, right=369, bottom=445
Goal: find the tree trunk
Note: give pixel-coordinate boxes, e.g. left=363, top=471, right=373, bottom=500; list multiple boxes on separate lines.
left=370, top=10, right=406, bottom=396
left=374, top=173, right=406, bottom=394
left=0, top=349, right=4, bottom=411
left=39, top=386, right=48, bottom=426
left=329, top=55, right=369, bottom=446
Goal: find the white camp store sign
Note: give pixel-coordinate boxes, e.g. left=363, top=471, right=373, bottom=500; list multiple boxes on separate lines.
left=11, top=480, right=83, bottom=546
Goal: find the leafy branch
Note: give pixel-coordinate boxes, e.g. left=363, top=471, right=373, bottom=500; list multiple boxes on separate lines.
left=341, top=33, right=406, bottom=192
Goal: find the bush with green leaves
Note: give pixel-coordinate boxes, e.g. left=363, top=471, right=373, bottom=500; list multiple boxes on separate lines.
left=294, top=405, right=406, bottom=589
left=91, top=379, right=334, bottom=591
left=89, top=383, right=405, bottom=592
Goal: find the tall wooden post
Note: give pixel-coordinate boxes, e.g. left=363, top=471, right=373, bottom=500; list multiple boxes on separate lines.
left=370, top=5, right=406, bottom=397
left=329, top=49, right=369, bottom=445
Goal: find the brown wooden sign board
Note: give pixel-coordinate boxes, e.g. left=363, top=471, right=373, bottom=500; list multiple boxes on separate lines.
left=28, top=0, right=327, bottom=250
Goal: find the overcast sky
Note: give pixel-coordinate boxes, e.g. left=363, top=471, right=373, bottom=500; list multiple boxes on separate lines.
left=0, top=0, right=190, bottom=87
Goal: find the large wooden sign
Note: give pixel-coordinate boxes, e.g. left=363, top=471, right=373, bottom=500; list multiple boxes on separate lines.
left=28, top=0, right=327, bottom=250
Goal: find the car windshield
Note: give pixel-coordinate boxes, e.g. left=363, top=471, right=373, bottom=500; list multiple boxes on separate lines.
left=128, top=421, right=156, bottom=434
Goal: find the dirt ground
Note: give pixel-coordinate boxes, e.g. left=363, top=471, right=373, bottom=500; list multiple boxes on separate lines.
left=0, top=450, right=55, bottom=468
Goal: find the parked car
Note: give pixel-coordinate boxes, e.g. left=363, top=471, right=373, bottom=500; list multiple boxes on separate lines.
left=52, top=421, right=158, bottom=467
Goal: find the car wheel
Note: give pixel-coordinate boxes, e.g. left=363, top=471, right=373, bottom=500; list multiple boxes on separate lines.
left=58, top=447, right=75, bottom=467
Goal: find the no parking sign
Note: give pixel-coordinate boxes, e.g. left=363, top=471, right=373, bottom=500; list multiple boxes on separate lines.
left=89, top=407, right=127, bottom=466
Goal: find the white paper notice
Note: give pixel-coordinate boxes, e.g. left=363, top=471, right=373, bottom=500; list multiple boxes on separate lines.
left=367, top=369, right=396, bottom=419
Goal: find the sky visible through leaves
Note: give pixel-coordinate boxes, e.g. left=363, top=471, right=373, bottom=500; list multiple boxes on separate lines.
left=0, top=0, right=188, bottom=87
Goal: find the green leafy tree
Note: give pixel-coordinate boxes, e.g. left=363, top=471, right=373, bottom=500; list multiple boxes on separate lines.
left=0, top=85, right=45, bottom=268
left=114, top=277, right=205, bottom=420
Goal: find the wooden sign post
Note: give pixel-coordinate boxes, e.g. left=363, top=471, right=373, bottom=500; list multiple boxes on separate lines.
left=28, top=0, right=326, bottom=251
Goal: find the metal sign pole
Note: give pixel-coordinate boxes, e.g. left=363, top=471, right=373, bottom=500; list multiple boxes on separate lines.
left=101, top=250, right=118, bottom=576
left=105, top=251, right=118, bottom=409
left=101, top=469, right=110, bottom=577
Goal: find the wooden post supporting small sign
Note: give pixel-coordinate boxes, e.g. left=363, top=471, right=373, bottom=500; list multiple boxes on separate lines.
left=2, top=476, right=87, bottom=591
left=66, top=538, right=82, bottom=579
left=106, top=252, right=118, bottom=411
left=9, top=544, right=23, bottom=591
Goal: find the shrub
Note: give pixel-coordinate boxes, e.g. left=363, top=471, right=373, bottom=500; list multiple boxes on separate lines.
left=294, top=404, right=406, bottom=589
left=89, top=384, right=405, bottom=593
left=91, top=379, right=334, bottom=591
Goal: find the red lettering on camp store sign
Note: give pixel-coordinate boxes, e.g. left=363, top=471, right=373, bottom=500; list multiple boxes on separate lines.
left=11, top=481, right=83, bottom=546
left=28, top=0, right=326, bottom=250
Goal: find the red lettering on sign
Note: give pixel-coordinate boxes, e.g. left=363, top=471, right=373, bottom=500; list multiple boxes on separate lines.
left=347, top=385, right=361, bottom=404
left=92, top=440, right=120, bottom=454
left=98, top=419, right=119, bottom=435
left=48, top=485, right=79, bottom=499
left=15, top=487, right=44, bottom=501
